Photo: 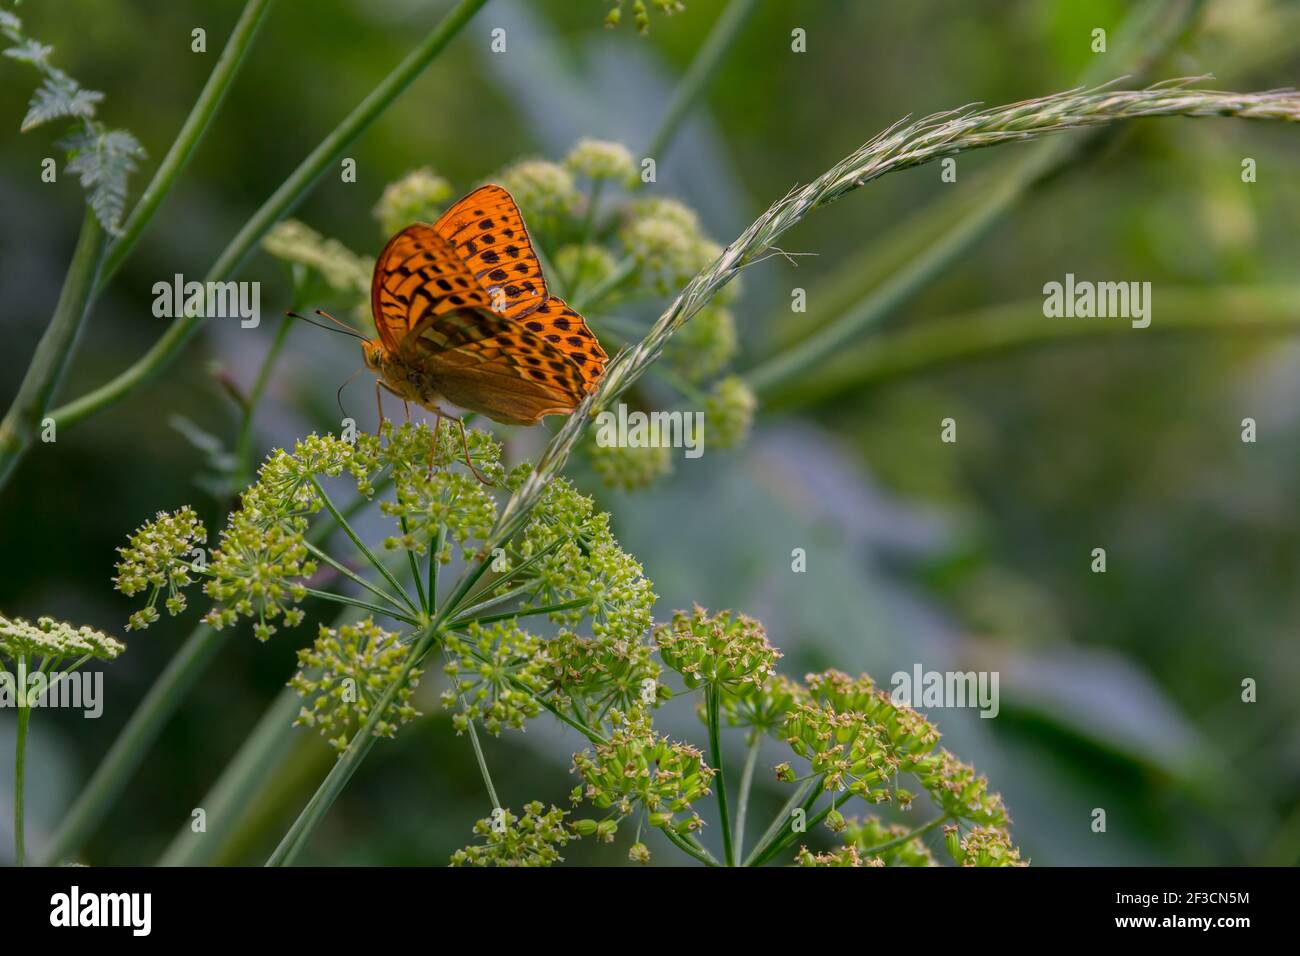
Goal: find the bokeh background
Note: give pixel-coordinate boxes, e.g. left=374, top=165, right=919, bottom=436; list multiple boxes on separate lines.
left=1, top=0, right=1298, bottom=865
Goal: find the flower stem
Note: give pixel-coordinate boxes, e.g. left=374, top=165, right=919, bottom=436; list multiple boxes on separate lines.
left=14, top=663, right=30, bottom=867
left=705, top=684, right=734, bottom=865
left=310, top=478, right=421, bottom=616
left=465, top=719, right=500, bottom=810
left=643, top=0, right=761, bottom=162
left=662, top=825, right=720, bottom=866
left=43, top=0, right=490, bottom=437
left=40, top=487, right=384, bottom=865
left=303, top=541, right=414, bottom=618
left=0, top=210, right=106, bottom=490
left=742, top=776, right=817, bottom=867
left=98, top=0, right=276, bottom=287
left=733, top=732, right=761, bottom=863
left=859, top=813, right=952, bottom=858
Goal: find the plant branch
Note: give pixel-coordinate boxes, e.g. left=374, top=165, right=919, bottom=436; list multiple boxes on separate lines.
left=0, top=211, right=106, bottom=490
left=99, top=0, right=276, bottom=286
left=41, top=0, right=490, bottom=438
left=705, top=685, right=734, bottom=865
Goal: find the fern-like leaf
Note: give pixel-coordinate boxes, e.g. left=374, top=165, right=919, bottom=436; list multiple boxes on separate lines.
left=22, top=76, right=102, bottom=132
left=4, top=38, right=51, bottom=67
left=60, top=127, right=146, bottom=234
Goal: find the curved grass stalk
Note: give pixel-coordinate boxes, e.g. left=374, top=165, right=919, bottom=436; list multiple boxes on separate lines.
left=35, top=0, right=490, bottom=438
left=742, top=0, right=1205, bottom=396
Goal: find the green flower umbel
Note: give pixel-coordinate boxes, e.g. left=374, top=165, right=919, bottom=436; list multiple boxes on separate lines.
left=290, top=618, right=423, bottom=752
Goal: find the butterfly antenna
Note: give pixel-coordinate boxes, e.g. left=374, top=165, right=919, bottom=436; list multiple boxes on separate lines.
left=336, top=366, right=367, bottom=418
left=316, top=309, right=370, bottom=339
left=285, top=310, right=368, bottom=341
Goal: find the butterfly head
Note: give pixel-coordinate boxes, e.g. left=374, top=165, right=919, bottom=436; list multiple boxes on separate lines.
left=361, top=338, right=386, bottom=372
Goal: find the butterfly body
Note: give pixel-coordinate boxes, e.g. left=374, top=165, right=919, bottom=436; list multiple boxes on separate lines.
left=363, top=185, right=607, bottom=428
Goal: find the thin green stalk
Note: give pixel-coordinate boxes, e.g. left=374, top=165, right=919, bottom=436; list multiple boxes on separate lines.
left=0, top=211, right=106, bottom=490
left=643, top=0, right=761, bottom=162
left=14, top=670, right=30, bottom=867
left=663, top=825, right=720, bottom=866
left=45, top=0, right=490, bottom=435
left=266, top=618, right=440, bottom=865
left=764, top=285, right=1300, bottom=411
left=749, top=778, right=826, bottom=867
left=234, top=312, right=295, bottom=488
left=41, top=485, right=384, bottom=865
left=427, top=526, right=442, bottom=614
left=859, top=813, right=951, bottom=858
left=465, top=719, right=500, bottom=810
left=99, top=0, right=276, bottom=286
left=302, top=586, right=421, bottom=627
left=310, top=477, right=421, bottom=616
left=452, top=598, right=589, bottom=629
left=742, top=776, right=817, bottom=867
left=402, top=518, right=428, bottom=613
left=303, top=541, right=412, bottom=616
left=733, top=732, right=761, bottom=862
left=705, top=685, right=734, bottom=865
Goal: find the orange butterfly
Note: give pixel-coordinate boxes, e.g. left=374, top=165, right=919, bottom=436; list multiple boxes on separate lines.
left=298, top=185, right=608, bottom=480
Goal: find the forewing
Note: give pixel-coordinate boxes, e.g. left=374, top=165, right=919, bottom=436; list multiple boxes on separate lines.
left=433, top=184, right=547, bottom=320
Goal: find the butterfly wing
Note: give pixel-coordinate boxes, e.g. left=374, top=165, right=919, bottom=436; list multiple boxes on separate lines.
left=370, top=223, right=494, bottom=352
left=400, top=296, right=607, bottom=426
left=433, top=184, right=548, bottom=320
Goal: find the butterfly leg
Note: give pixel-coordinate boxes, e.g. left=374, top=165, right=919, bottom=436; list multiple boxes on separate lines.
left=432, top=406, right=492, bottom=485
left=374, top=381, right=386, bottom=435
left=403, top=400, right=410, bottom=423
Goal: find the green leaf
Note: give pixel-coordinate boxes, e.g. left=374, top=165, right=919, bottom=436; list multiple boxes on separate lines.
left=21, top=76, right=101, bottom=132
left=59, top=126, right=146, bottom=234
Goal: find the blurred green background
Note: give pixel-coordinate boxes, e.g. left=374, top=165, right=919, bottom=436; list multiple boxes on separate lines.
left=1, top=0, right=1298, bottom=865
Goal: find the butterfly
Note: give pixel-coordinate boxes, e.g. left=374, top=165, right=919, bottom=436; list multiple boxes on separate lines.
left=296, top=185, right=608, bottom=481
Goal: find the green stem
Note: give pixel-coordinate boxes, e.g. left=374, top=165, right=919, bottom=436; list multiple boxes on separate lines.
left=750, top=781, right=828, bottom=867
left=98, top=0, right=276, bottom=287
left=451, top=597, right=589, bottom=629
left=662, top=825, right=720, bottom=866
left=705, top=685, right=734, bottom=865
left=266, top=618, right=441, bottom=865
left=310, top=478, right=421, bottom=616
left=427, top=526, right=442, bottom=614
left=402, top=518, right=428, bottom=613
left=303, top=541, right=413, bottom=617
left=14, top=662, right=30, bottom=867
left=465, top=719, right=500, bottom=810
left=764, top=285, right=1300, bottom=411
left=302, top=586, right=421, bottom=627
left=742, top=776, right=816, bottom=867
left=0, top=211, right=106, bottom=490
left=643, top=0, right=761, bottom=162
left=733, top=732, right=761, bottom=862
left=45, top=0, right=490, bottom=434
left=234, top=312, right=295, bottom=488
left=858, top=813, right=951, bottom=858
left=40, top=487, right=383, bottom=865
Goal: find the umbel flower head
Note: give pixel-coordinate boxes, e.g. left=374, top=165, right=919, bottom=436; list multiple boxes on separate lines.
left=261, top=219, right=373, bottom=300
left=290, top=618, right=422, bottom=752
left=844, top=816, right=938, bottom=867
left=704, top=375, right=757, bottom=451
left=565, top=138, right=635, bottom=183
left=450, top=802, right=572, bottom=867
left=441, top=620, right=547, bottom=735
left=496, top=159, right=580, bottom=221
left=654, top=605, right=781, bottom=690
left=113, top=505, right=207, bottom=631
left=539, top=627, right=663, bottom=715
left=373, top=166, right=453, bottom=237
left=570, top=707, right=714, bottom=838
left=946, top=823, right=1026, bottom=867
left=584, top=420, right=674, bottom=492
left=0, top=614, right=125, bottom=664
